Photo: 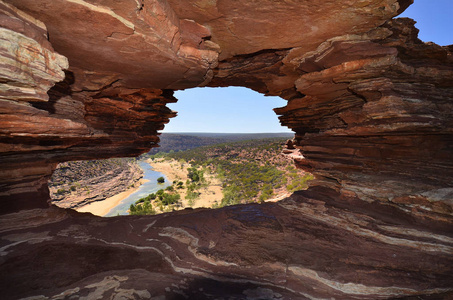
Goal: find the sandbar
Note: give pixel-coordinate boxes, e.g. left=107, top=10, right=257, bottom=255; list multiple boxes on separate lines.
left=147, top=158, right=223, bottom=209
left=76, top=179, right=148, bottom=216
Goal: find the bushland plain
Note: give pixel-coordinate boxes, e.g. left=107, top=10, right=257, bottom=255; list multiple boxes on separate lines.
left=131, top=136, right=313, bottom=215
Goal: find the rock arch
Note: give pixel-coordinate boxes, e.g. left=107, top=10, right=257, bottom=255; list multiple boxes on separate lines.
left=0, top=0, right=452, bottom=298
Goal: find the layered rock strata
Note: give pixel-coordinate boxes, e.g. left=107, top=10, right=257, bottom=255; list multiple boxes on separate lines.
left=0, top=0, right=452, bottom=299
left=49, top=158, right=143, bottom=209
left=275, top=19, right=453, bottom=207
left=0, top=1, right=180, bottom=212
left=0, top=0, right=416, bottom=211
left=1, top=188, right=452, bottom=299
left=211, top=17, right=453, bottom=207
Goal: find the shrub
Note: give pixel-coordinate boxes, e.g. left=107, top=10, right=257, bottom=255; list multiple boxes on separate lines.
left=157, top=176, right=165, bottom=183
left=185, top=190, right=200, bottom=200
left=56, top=188, right=66, bottom=195
left=187, top=167, right=204, bottom=183
left=129, top=201, right=156, bottom=216
left=161, top=193, right=180, bottom=205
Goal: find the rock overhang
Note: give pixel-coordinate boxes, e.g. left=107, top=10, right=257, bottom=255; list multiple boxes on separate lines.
left=0, top=0, right=453, bottom=298
left=0, top=0, right=452, bottom=216
left=3, top=0, right=412, bottom=90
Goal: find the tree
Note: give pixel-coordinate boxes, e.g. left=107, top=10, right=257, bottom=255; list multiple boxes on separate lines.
left=157, top=176, right=165, bottom=183
left=187, top=167, right=199, bottom=182
left=187, top=167, right=204, bottom=183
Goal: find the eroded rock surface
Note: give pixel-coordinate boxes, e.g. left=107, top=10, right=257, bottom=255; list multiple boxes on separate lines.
left=4, top=0, right=219, bottom=89
left=49, top=158, right=143, bottom=209
left=1, top=188, right=452, bottom=299
left=0, top=0, right=452, bottom=298
left=275, top=19, right=453, bottom=206
left=0, top=1, right=179, bottom=211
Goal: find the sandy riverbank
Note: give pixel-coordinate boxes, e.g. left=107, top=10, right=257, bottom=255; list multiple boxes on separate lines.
left=77, top=158, right=223, bottom=216
left=147, top=158, right=223, bottom=209
left=76, top=179, right=148, bottom=216
left=146, top=158, right=186, bottom=183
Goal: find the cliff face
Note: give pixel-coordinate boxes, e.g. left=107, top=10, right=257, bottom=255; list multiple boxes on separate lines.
left=49, top=158, right=143, bottom=209
left=0, top=1, right=178, bottom=211
left=275, top=19, right=453, bottom=207
left=0, top=0, right=452, bottom=299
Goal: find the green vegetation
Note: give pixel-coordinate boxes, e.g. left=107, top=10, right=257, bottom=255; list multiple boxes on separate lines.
left=129, top=200, right=156, bottom=216
left=132, top=137, right=313, bottom=215
left=129, top=170, right=193, bottom=215
left=145, top=132, right=294, bottom=155
left=129, top=185, right=182, bottom=215
left=129, top=160, right=210, bottom=215
left=287, top=173, right=314, bottom=192
left=163, top=138, right=312, bottom=208
left=157, top=176, right=165, bottom=183
left=187, top=167, right=204, bottom=183
left=56, top=188, right=66, bottom=195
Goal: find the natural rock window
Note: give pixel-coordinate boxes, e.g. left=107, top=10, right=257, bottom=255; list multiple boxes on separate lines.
left=49, top=86, right=309, bottom=216
left=1, top=1, right=452, bottom=299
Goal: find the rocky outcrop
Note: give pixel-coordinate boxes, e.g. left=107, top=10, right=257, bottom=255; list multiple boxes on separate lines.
left=0, top=1, right=178, bottom=212
left=0, top=1, right=68, bottom=102
left=0, top=0, right=452, bottom=299
left=3, top=0, right=218, bottom=89
left=0, top=1, right=69, bottom=212
left=210, top=16, right=453, bottom=207
left=274, top=19, right=453, bottom=207
left=49, top=158, right=143, bottom=209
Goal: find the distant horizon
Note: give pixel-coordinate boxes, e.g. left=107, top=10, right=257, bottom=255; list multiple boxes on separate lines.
left=160, top=131, right=294, bottom=134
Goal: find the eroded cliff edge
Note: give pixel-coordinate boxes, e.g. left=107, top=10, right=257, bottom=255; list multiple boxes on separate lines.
left=49, top=158, right=143, bottom=209
left=0, top=0, right=452, bottom=299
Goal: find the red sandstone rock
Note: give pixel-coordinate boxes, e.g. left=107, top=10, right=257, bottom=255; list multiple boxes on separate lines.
left=168, top=0, right=410, bottom=60
left=4, top=0, right=218, bottom=89
left=0, top=188, right=452, bottom=299
left=49, top=158, right=144, bottom=209
left=275, top=19, right=453, bottom=206
left=0, top=0, right=452, bottom=298
left=0, top=2, right=68, bottom=102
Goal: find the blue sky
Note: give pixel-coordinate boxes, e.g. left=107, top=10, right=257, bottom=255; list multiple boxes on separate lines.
left=165, top=87, right=290, bottom=133
left=164, top=1, right=452, bottom=133
left=399, top=0, right=452, bottom=46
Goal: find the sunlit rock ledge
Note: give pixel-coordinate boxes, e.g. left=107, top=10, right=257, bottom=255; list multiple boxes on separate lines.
left=0, top=0, right=452, bottom=298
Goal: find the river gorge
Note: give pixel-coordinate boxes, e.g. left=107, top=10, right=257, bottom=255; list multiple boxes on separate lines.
left=103, top=161, right=170, bottom=216
left=1, top=0, right=452, bottom=299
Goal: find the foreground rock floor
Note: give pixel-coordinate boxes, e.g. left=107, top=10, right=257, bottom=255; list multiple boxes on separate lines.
left=1, top=0, right=452, bottom=298
left=1, top=187, right=452, bottom=300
